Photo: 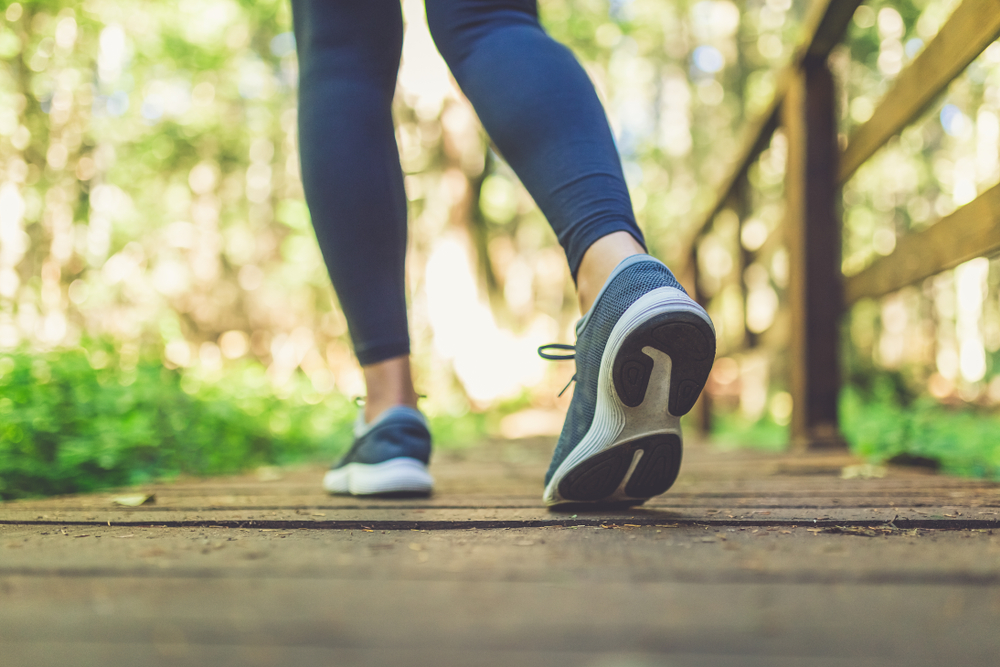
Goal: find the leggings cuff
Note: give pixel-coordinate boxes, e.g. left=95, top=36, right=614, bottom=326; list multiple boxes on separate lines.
left=355, top=340, right=411, bottom=367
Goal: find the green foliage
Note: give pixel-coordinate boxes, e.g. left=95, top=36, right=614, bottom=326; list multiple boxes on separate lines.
left=711, top=372, right=1000, bottom=481
left=709, top=410, right=788, bottom=453
left=0, top=342, right=500, bottom=500
left=0, top=346, right=358, bottom=499
left=840, top=381, right=1000, bottom=480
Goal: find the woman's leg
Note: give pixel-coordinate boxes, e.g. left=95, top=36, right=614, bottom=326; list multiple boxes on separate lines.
left=425, top=0, right=647, bottom=303
left=292, top=0, right=417, bottom=422
left=426, top=0, right=716, bottom=507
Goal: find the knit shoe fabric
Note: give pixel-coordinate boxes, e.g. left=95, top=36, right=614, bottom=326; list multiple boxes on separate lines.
left=323, top=405, right=434, bottom=496
left=543, top=255, right=716, bottom=507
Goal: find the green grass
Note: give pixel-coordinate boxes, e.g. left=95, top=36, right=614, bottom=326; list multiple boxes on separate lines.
left=706, top=410, right=789, bottom=452
left=839, top=383, right=1000, bottom=479
left=0, top=345, right=504, bottom=500
left=709, top=377, right=1000, bottom=481
left=0, top=346, right=356, bottom=500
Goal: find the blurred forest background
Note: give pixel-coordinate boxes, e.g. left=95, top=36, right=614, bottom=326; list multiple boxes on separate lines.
left=2, top=0, right=1000, bottom=497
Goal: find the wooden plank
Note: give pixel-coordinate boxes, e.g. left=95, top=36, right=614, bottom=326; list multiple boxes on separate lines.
left=1, top=506, right=997, bottom=527
left=784, top=59, right=845, bottom=450
left=844, top=183, right=1000, bottom=303
left=839, top=0, right=1000, bottom=183
left=5, top=534, right=1000, bottom=667
left=800, top=0, right=865, bottom=59
left=687, top=85, right=783, bottom=246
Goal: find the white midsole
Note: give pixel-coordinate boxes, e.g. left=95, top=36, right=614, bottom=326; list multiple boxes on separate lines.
left=323, top=458, right=434, bottom=496
left=543, top=287, right=712, bottom=506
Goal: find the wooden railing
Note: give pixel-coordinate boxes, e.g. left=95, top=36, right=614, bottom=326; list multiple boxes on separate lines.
left=685, top=0, right=1000, bottom=448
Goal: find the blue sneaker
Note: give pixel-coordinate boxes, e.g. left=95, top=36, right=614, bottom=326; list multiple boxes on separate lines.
left=541, top=255, right=715, bottom=507
left=322, top=405, right=434, bottom=496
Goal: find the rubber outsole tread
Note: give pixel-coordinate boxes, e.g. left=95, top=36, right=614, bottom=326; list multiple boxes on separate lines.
left=557, top=434, right=681, bottom=503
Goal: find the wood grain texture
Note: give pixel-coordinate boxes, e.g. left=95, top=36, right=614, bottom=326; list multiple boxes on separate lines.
left=4, top=441, right=996, bottom=527
left=3, top=441, right=999, bottom=665
left=844, top=183, right=1000, bottom=303
left=839, top=0, right=1000, bottom=183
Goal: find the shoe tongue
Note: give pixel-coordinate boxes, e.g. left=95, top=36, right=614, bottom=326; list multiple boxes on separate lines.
left=354, top=405, right=426, bottom=438
left=576, top=255, right=665, bottom=335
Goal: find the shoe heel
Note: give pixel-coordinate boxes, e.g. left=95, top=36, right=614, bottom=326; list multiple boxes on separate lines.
left=556, top=433, right=682, bottom=503
left=612, top=309, right=716, bottom=416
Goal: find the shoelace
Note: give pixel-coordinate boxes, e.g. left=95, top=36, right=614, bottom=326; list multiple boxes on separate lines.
left=538, top=343, right=577, bottom=397
left=352, top=393, right=429, bottom=406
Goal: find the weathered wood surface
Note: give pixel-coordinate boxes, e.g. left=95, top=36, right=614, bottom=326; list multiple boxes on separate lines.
left=3, top=438, right=1000, bottom=666
left=4, top=525, right=1000, bottom=667
left=839, top=0, right=1000, bottom=183
left=845, top=183, right=1000, bottom=303
left=3, top=439, right=998, bottom=527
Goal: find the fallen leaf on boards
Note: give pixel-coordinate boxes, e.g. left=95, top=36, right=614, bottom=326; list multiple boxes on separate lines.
left=112, top=494, right=155, bottom=507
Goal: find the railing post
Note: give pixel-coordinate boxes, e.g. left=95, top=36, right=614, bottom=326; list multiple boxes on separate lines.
left=730, top=179, right=757, bottom=351
left=783, top=57, right=846, bottom=450
left=687, top=244, right=713, bottom=436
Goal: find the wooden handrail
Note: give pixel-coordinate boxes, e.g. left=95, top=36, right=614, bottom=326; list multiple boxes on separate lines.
left=689, top=81, right=784, bottom=246
left=686, top=0, right=861, bottom=247
left=682, top=0, right=1000, bottom=448
left=800, top=0, right=864, bottom=59
left=839, top=0, right=1000, bottom=183
left=844, top=184, right=1000, bottom=304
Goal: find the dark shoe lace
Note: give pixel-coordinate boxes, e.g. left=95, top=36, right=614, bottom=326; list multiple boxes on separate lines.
left=538, top=343, right=577, bottom=396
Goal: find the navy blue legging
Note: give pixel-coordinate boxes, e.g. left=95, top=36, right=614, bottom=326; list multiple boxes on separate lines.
left=292, top=0, right=645, bottom=366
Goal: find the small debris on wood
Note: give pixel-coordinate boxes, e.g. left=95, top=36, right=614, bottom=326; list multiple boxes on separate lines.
left=820, top=517, right=917, bottom=538
left=841, top=464, right=887, bottom=480
left=112, top=494, right=155, bottom=507
left=256, top=466, right=283, bottom=482
left=821, top=526, right=883, bottom=537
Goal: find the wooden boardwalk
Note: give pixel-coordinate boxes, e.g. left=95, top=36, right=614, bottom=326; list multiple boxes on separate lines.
left=2, top=437, right=1000, bottom=666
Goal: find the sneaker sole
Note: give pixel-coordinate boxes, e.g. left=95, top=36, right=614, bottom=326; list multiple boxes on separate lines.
left=544, top=287, right=715, bottom=507
left=323, top=457, right=434, bottom=496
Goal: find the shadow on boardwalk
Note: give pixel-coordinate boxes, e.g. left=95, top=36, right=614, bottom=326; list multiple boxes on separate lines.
left=2, top=438, right=999, bottom=666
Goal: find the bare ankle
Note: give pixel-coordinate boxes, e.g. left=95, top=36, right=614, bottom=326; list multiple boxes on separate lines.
left=576, top=232, right=646, bottom=313
left=361, top=355, right=419, bottom=423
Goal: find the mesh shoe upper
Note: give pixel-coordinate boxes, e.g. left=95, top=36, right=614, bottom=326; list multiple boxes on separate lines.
left=333, top=406, right=431, bottom=468
left=544, top=256, right=685, bottom=485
